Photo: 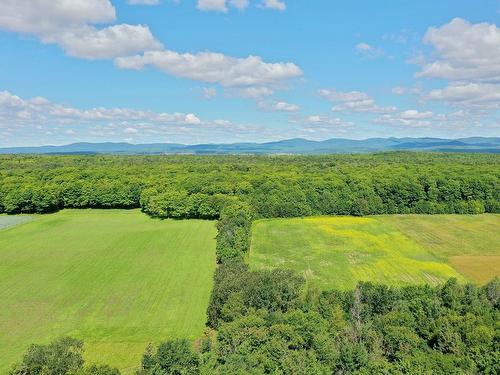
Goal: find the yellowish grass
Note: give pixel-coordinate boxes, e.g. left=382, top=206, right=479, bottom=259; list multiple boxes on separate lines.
left=450, top=256, right=500, bottom=284
left=250, top=215, right=500, bottom=289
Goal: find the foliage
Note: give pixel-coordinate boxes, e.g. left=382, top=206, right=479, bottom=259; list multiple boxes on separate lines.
left=215, top=201, right=253, bottom=262
left=207, top=258, right=305, bottom=328
left=137, top=340, right=199, bottom=375
left=1, top=153, right=498, bottom=217
left=9, top=337, right=120, bottom=375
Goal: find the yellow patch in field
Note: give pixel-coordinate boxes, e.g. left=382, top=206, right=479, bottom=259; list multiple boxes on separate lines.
left=450, top=256, right=500, bottom=284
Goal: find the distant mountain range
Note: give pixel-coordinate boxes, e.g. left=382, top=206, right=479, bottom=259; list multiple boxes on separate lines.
left=1, top=137, right=499, bottom=155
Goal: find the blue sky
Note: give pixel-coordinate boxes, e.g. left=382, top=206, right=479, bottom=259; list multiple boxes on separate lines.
left=0, top=0, right=499, bottom=146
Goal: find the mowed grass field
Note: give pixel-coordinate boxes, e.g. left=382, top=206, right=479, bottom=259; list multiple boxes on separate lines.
left=0, top=210, right=216, bottom=373
left=250, top=215, right=500, bottom=290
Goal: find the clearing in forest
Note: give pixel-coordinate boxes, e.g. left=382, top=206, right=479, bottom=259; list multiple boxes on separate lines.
left=250, top=214, right=500, bottom=289
left=0, top=210, right=216, bottom=373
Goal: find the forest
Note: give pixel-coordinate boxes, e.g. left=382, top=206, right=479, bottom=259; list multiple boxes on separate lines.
left=4, top=152, right=500, bottom=374
left=1, top=153, right=499, bottom=219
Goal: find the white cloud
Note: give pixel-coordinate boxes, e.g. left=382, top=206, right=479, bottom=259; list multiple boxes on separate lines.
left=414, top=19, right=500, bottom=112
left=391, top=84, right=423, bottom=96
left=0, top=0, right=162, bottom=60
left=418, top=18, right=500, bottom=82
left=400, top=110, right=434, bottom=120
left=285, top=115, right=353, bottom=139
left=285, top=115, right=353, bottom=140
left=196, top=0, right=249, bottom=12
left=197, top=0, right=228, bottom=12
left=202, top=87, right=217, bottom=99
left=373, top=109, right=490, bottom=130
left=53, top=24, right=162, bottom=60
left=231, top=87, right=275, bottom=98
left=427, top=83, right=500, bottom=109
left=0, top=0, right=116, bottom=33
left=230, top=0, right=250, bottom=10
left=185, top=113, right=202, bottom=124
left=0, top=0, right=299, bottom=91
left=1, top=91, right=302, bottom=146
left=375, top=113, right=432, bottom=128
left=355, top=42, right=384, bottom=58
left=392, top=86, right=406, bottom=95
left=0, top=91, right=206, bottom=127
left=188, top=0, right=285, bottom=12
left=115, top=51, right=302, bottom=87
left=128, top=0, right=160, bottom=4
left=319, top=89, right=396, bottom=113
left=259, top=0, right=286, bottom=11
left=259, top=100, right=300, bottom=112
left=305, top=115, right=349, bottom=127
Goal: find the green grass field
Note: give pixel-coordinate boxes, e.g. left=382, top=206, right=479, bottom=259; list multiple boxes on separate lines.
left=250, top=215, right=500, bottom=290
left=0, top=210, right=216, bottom=373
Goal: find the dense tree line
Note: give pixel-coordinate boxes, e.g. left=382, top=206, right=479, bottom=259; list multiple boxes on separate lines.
left=1, top=153, right=499, bottom=217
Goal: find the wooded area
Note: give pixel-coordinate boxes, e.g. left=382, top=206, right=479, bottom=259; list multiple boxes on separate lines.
left=1, top=153, right=499, bottom=218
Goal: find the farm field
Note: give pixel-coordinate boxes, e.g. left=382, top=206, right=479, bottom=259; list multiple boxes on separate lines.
left=0, top=210, right=217, bottom=373
left=250, top=214, right=500, bottom=289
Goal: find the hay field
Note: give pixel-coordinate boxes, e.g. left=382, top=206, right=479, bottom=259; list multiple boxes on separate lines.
left=0, top=210, right=216, bottom=373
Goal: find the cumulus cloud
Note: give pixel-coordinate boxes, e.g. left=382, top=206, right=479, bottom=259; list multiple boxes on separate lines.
left=399, top=110, right=434, bottom=120
left=415, top=19, right=500, bottom=110
left=305, top=115, right=350, bottom=127
left=0, top=0, right=300, bottom=92
left=373, top=109, right=489, bottom=131
left=53, top=24, right=162, bottom=60
left=230, top=0, right=251, bottom=9
left=286, top=115, right=353, bottom=138
left=202, top=87, right=217, bottom=99
left=230, top=87, right=275, bottom=98
left=418, top=18, right=500, bottom=82
left=259, top=0, right=286, bottom=11
left=391, top=85, right=423, bottom=96
left=196, top=0, right=249, bottom=12
left=197, top=0, right=228, bottom=12
left=319, top=89, right=396, bottom=113
left=355, top=43, right=384, bottom=58
left=0, top=91, right=206, bottom=128
left=192, top=0, right=285, bottom=12
left=258, top=100, right=300, bottom=112
left=0, top=0, right=162, bottom=60
left=1, top=91, right=311, bottom=146
left=427, top=83, right=500, bottom=109
left=0, top=90, right=278, bottom=146
left=115, top=51, right=302, bottom=87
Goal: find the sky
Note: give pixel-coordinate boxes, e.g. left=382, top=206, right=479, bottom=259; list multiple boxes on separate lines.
left=0, top=0, right=499, bottom=146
